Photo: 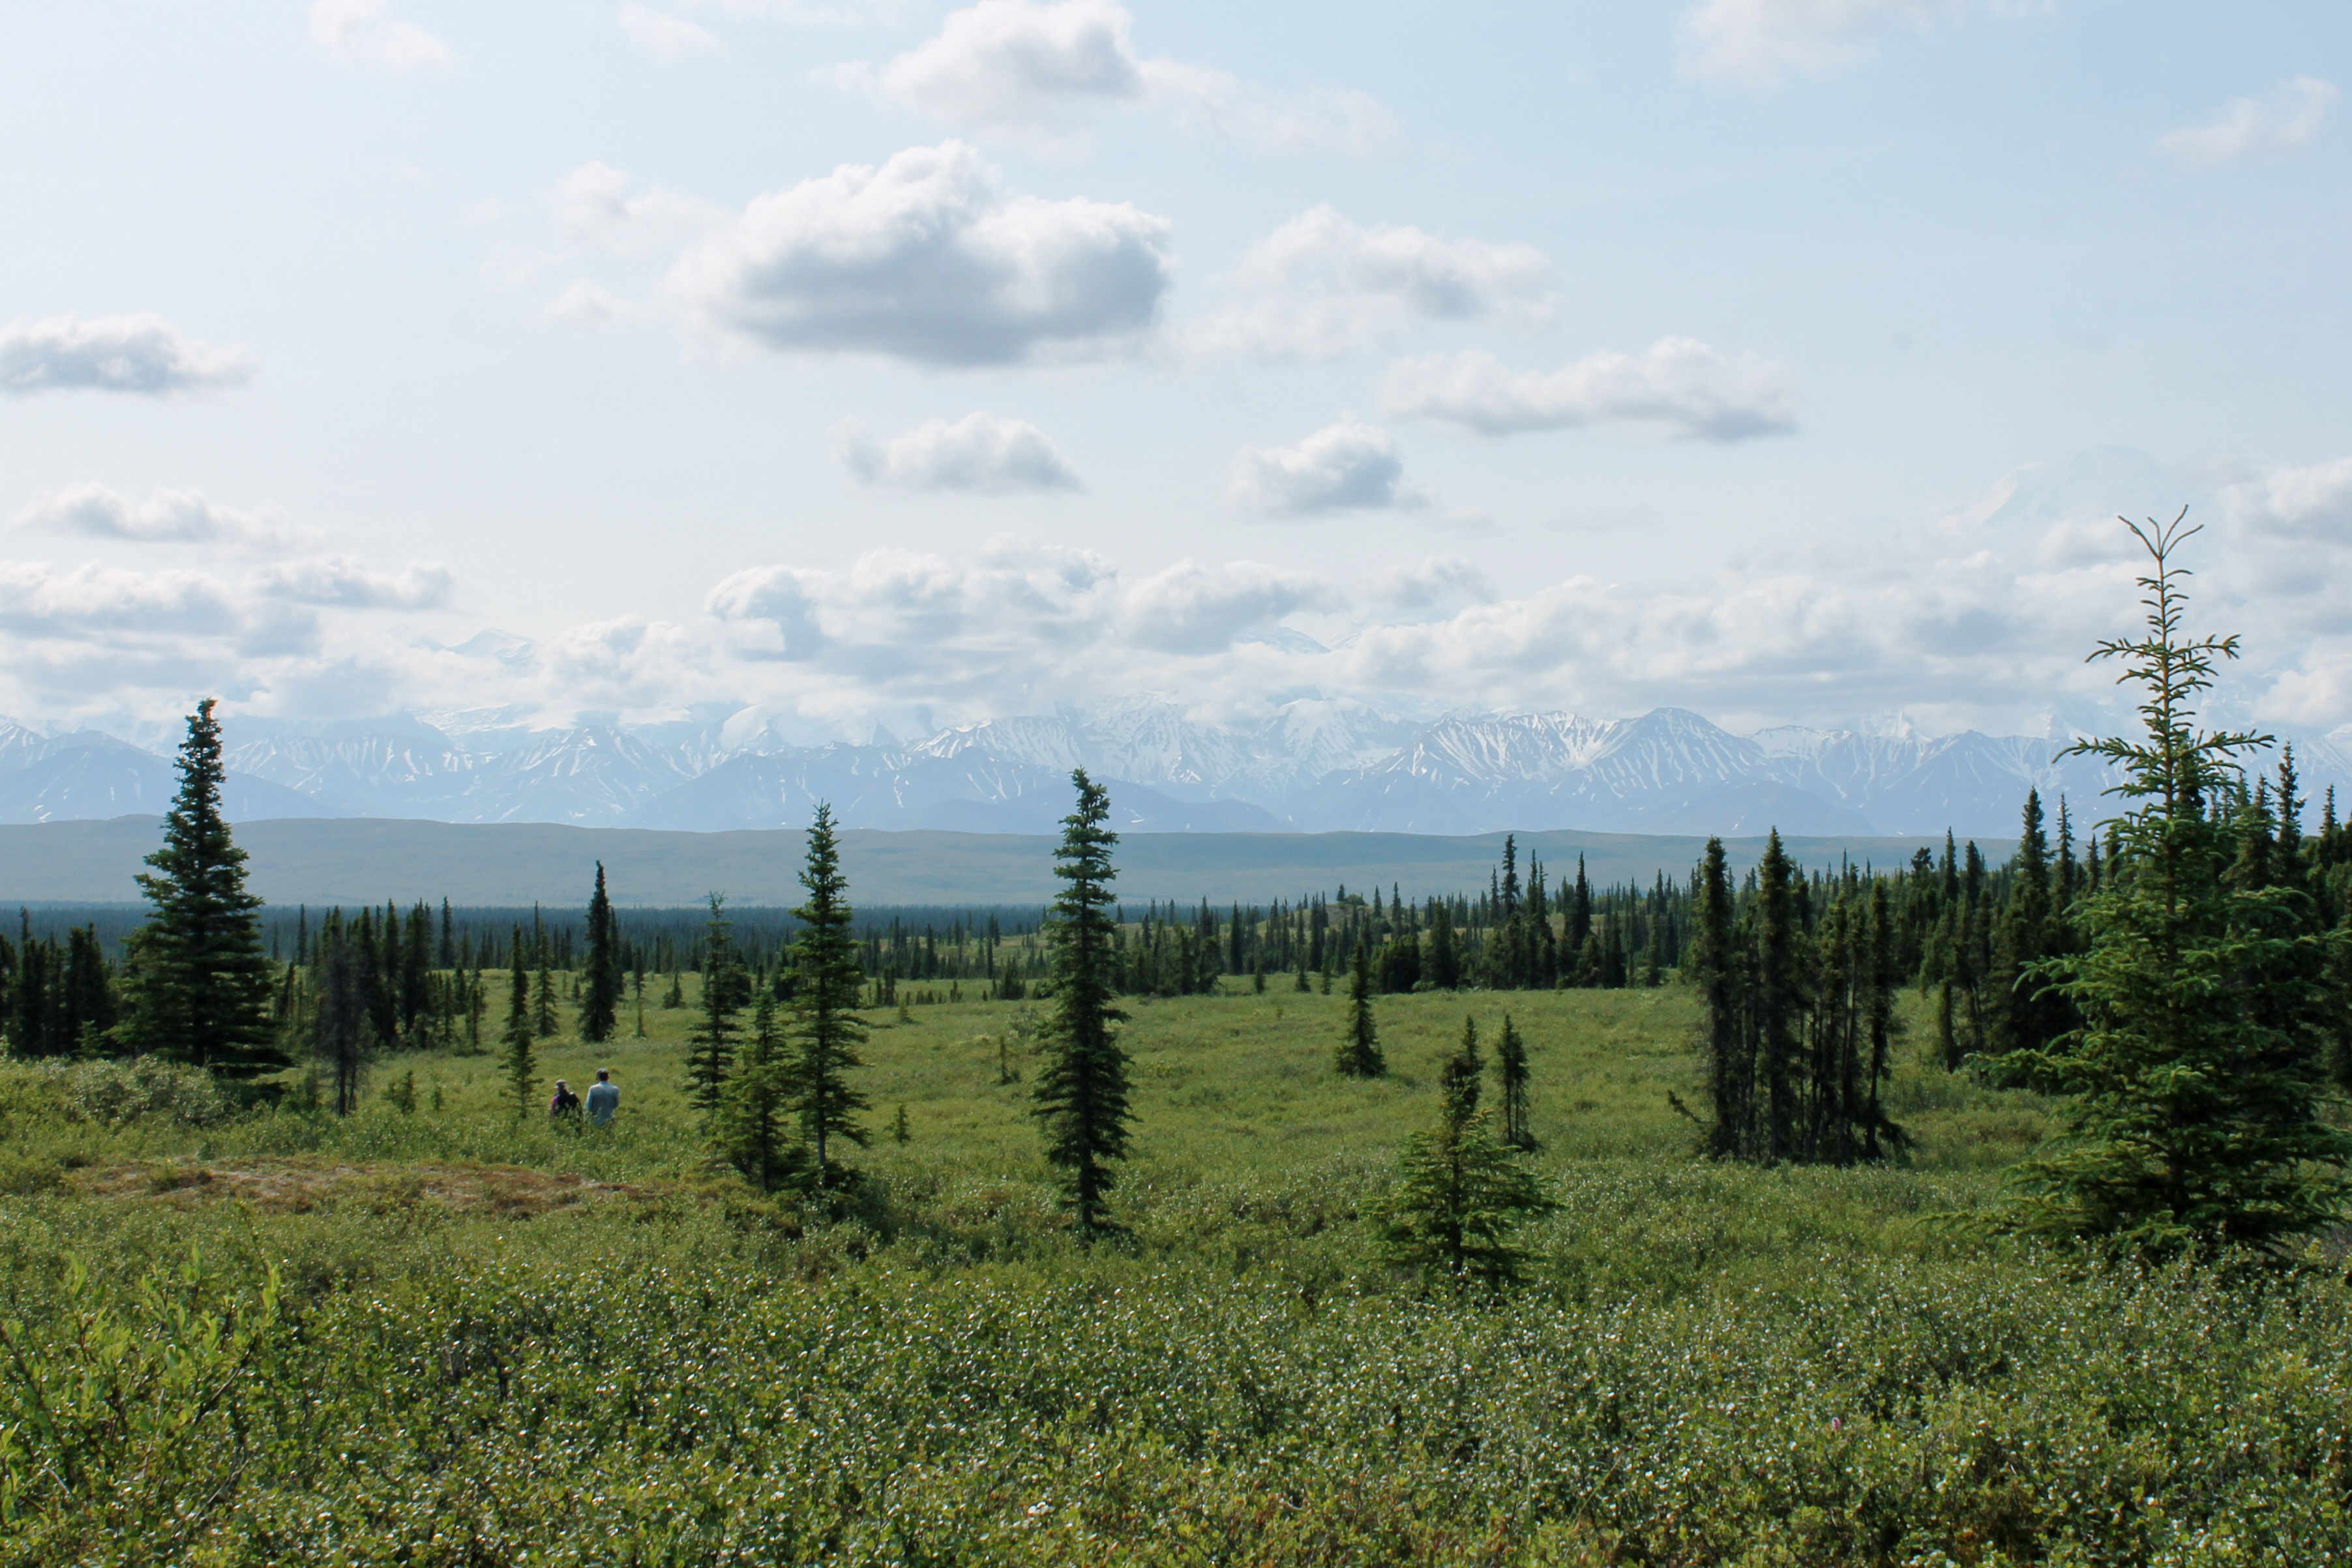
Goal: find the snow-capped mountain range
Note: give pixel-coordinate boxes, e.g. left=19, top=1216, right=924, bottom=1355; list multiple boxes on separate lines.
left=3, top=699, right=2345, bottom=840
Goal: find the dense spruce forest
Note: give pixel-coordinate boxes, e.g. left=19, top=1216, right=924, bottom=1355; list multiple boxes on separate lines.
left=18, top=781, right=2352, bottom=1075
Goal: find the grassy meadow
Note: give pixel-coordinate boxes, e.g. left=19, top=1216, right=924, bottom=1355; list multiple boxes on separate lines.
left=3, top=977, right=2349, bottom=1565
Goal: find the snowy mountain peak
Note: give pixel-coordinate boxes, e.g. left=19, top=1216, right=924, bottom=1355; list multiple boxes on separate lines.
left=9, top=698, right=2349, bottom=840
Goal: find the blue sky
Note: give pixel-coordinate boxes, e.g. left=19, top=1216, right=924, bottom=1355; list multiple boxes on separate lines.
left=3, top=1, right=2348, bottom=742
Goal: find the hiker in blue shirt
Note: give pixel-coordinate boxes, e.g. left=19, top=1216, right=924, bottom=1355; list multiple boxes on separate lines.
left=585, top=1069, right=620, bottom=1128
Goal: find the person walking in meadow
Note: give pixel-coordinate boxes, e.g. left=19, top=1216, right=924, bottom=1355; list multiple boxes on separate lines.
left=548, top=1078, right=582, bottom=1125
left=586, top=1068, right=619, bottom=1129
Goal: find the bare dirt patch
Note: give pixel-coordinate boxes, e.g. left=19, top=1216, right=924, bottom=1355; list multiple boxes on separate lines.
left=65, top=1157, right=649, bottom=1217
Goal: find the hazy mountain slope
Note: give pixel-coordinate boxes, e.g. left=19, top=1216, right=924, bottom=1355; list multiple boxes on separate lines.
left=0, top=818, right=1987, bottom=908
left=0, top=743, right=336, bottom=825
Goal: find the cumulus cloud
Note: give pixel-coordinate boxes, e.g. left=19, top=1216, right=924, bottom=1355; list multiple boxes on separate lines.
left=1679, top=0, right=1971, bottom=85
left=2158, top=78, right=2338, bottom=167
left=675, top=0, right=909, bottom=23
left=1369, top=556, right=1496, bottom=617
left=254, top=557, right=456, bottom=610
left=0, top=562, right=243, bottom=640
left=1382, top=340, right=1799, bottom=441
left=12, top=485, right=310, bottom=552
left=541, top=281, right=636, bottom=327
left=666, top=140, right=1172, bottom=365
left=833, top=0, right=1392, bottom=154
left=705, top=542, right=1333, bottom=687
left=309, top=0, right=453, bottom=74
left=548, top=162, right=720, bottom=253
left=1, top=314, right=252, bottom=396
left=835, top=412, right=1084, bottom=494
left=1230, top=422, right=1429, bottom=516
left=29, top=452, right=2352, bottom=742
left=618, top=4, right=722, bottom=59
left=1190, top=206, right=1556, bottom=362
left=2225, top=456, right=2352, bottom=542
left=1118, top=561, right=1337, bottom=653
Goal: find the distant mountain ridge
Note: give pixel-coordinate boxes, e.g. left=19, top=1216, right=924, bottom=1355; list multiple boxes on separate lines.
left=2, top=700, right=2343, bottom=839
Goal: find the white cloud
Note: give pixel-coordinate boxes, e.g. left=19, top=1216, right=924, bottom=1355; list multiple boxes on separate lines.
left=1382, top=340, right=1799, bottom=441
left=1137, top=62, right=1393, bottom=156
left=0, top=562, right=243, bottom=640
left=12, top=485, right=311, bottom=552
left=254, top=557, right=456, bottom=610
left=1230, top=421, right=1429, bottom=516
left=677, top=0, right=909, bottom=23
left=541, top=282, right=637, bottom=328
left=2158, top=78, right=2338, bottom=167
left=548, top=162, right=721, bottom=254
left=309, top=0, right=453, bottom=74
left=1369, top=556, right=1496, bottom=617
left=1118, top=561, right=1337, bottom=654
left=834, top=0, right=1392, bottom=154
left=835, top=412, right=1085, bottom=494
left=619, top=5, right=722, bottom=59
left=2224, top=456, right=2352, bottom=542
left=480, top=243, right=563, bottom=293
left=704, top=542, right=1333, bottom=688
left=27, top=454, right=2352, bottom=741
left=1190, top=205, right=1556, bottom=362
left=666, top=140, right=1172, bottom=365
left=1679, top=0, right=1967, bottom=85
left=0, top=314, right=253, bottom=396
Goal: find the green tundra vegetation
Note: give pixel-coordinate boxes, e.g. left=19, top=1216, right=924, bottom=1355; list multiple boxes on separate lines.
left=5, top=523, right=2352, bottom=1565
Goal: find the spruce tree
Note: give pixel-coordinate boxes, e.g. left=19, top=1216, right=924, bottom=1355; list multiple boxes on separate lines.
left=1032, top=769, right=1133, bottom=1235
left=684, top=894, right=743, bottom=1116
left=124, top=699, right=281, bottom=1077
left=312, top=916, right=374, bottom=1117
left=581, top=861, right=622, bottom=1044
left=1336, top=941, right=1384, bottom=1076
left=1691, top=837, right=1749, bottom=1159
left=786, top=804, right=869, bottom=1190
left=1496, top=1014, right=1534, bottom=1151
left=1987, top=790, right=2075, bottom=1067
left=2005, top=512, right=2352, bottom=1256
left=1377, top=1013, right=1553, bottom=1292
left=1427, top=900, right=1462, bottom=990
left=533, top=960, right=559, bottom=1039
left=717, top=992, right=801, bottom=1191
left=501, top=929, right=535, bottom=1118
left=1753, top=831, right=1806, bottom=1162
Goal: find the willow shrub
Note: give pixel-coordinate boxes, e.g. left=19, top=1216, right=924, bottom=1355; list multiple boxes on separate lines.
left=3, top=1167, right=2349, bottom=1567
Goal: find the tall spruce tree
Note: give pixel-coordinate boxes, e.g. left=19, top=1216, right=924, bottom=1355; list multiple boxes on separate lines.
left=125, top=699, right=281, bottom=1077
left=2005, top=512, right=2352, bottom=1256
left=312, top=915, right=375, bottom=1117
left=786, top=804, right=868, bottom=1190
left=1753, top=831, right=1806, bottom=1162
left=580, top=861, right=622, bottom=1044
left=1496, top=1014, right=1534, bottom=1151
left=684, top=894, right=743, bottom=1116
left=717, top=993, right=803, bottom=1192
left=1377, top=1012, right=1552, bottom=1291
left=1337, top=941, right=1384, bottom=1076
left=1986, top=790, right=2076, bottom=1067
left=501, top=928, right=535, bottom=1118
left=1033, top=769, right=1133, bottom=1235
left=1691, top=836, right=1749, bottom=1159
